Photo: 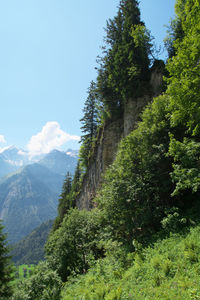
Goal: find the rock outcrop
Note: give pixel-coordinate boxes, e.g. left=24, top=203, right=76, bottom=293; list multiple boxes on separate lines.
left=76, top=60, right=164, bottom=209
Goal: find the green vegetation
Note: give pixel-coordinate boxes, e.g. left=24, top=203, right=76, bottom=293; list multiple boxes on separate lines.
left=79, top=81, right=100, bottom=168
left=13, top=265, right=35, bottom=283
left=97, top=0, right=152, bottom=116
left=5, top=0, right=200, bottom=298
left=61, top=223, right=200, bottom=299
left=0, top=221, right=13, bottom=299
left=53, top=163, right=83, bottom=231
left=11, top=262, right=62, bottom=300
left=11, top=220, right=53, bottom=265
left=46, top=208, right=104, bottom=281
left=79, top=0, right=153, bottom=170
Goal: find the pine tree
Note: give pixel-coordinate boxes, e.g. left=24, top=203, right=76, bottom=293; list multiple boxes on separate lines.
left=53, top=172, right=72, bottom=230
left=0, top=222, right=13, bottom=299
left=80, top=81, right=99, bottom=167
left=59, top=172, right=72, bottom=201
left=58, top=172, right=72, bottom=218
left=71, top=161, right=82, bottom=196
left=97, top=0, right=152, bottom=117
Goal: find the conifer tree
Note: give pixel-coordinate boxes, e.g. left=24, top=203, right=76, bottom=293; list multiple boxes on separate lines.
left=53, top=172, right=72, bottom=230
left=164, top=0, right=186, bottom=58
left=80, top=81, right=99, bottom=166
left=58, top=172, right=72, bottom=217
left=71, top=161, right=82, bottom=196
left=97, top=0, right=152, bottom=117
left=0, top=222, right=13, bottom=299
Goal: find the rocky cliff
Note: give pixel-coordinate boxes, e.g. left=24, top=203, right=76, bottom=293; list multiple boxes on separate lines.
left=76, top=60, right=165, bottom=209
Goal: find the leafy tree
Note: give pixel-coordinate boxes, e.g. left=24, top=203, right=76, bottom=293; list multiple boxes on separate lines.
left=96, top=95, right=173, bottom=246
left=166, top=0, right=200, bottom=197
left=46, top=208, right=104, bottom=282
left=167, top=0, right=200, bottom=135
left=12, top=261, right=62, bottom=300
left=95, top=0, right=200, bottom=248
left=97, top=0, right=152, bottom=117
left=164, top=0, right=186, bottom=58
left=0, top=221, right=13, bottom=299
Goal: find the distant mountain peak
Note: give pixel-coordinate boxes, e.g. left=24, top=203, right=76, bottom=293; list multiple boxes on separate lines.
left=66, top=149, right=79, bottom=158
left=0, top=147, right=78, bottom=243
left=0, top=145, right=18, bottom=154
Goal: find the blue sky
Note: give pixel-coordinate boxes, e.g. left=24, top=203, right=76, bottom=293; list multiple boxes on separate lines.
left=0, top=0, right=176, bottom=154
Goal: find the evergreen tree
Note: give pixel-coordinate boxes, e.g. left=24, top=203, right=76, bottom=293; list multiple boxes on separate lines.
left=71, top=161, right=82, bottom=196
left=164, top=0, right=186, bottom=58
left=53, top=172, right=72, bottom=230
left=97, top=0, right=152, bottom=117
left=59, top=172, right=72, bottom=201
left=58, top=172, right=72, bottom=217
left=80, top=81, right=99, bottom=167
left=0, top=222, right=13, bottom=299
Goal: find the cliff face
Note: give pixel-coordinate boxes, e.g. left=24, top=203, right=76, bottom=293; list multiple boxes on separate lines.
left=76, top=61, right=164, bottom=209
left=76, top=118, right=124, bottom=209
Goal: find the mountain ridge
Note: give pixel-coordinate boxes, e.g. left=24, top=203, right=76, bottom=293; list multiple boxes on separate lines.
left=0, top=148, right=78, bottom=243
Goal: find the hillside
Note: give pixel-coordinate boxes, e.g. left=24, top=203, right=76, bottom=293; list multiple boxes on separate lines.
left=62, top=216, right=200, bottom=299
left=11, top=220, right=53, bottom=265
left=0, top=146, right=29, bottom=178
left=0, top=163, right=63, bottom=243
left=8, top=0, right=200, bottom=299
left=0, top=149, right=78, bottom=244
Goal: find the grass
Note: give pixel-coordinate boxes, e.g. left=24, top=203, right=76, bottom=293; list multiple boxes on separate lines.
left=61, top=224, right=200, bottom=299
left=13, top=264, right=35, bottom=284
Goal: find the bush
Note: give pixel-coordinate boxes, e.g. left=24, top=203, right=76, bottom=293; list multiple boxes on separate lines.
left=12, top=261, right=62, bottom=300
left=46, top=208, right=105, bottom=281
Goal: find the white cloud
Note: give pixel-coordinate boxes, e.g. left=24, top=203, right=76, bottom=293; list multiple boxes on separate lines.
left=27, top=121, right=80, bottom=158
left=0, top=135, right=6, bottom=144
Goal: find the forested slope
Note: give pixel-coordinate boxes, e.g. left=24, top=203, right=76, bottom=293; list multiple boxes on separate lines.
left=3, top=0, right=200, bottom=299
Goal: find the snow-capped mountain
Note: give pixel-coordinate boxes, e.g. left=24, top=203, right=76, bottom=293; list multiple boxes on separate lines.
left=66, top=148, right=79, bottom=158
left=0, top=146, right=79, bottom=179
left=0, top=146, right=29, bottom=167
left=0, top=147, right=79, bottom=243
left=38, top=149, right=78, bottom=176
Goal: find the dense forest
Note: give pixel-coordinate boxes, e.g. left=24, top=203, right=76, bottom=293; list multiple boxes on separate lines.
left=1, top=0, right=200, bottom=298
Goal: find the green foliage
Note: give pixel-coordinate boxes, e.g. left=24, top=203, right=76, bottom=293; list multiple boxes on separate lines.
left=164, top=0, right=186, bottom=58
left=70, top=160, right=82, bottom=197
left=97, top=0, right=151, bottom=117
left=53, top=161, right=84, bottom=231
left=13, top=264, right=35, bottom=283
left=168, top=137, right=200, bottom=195
left=167, top=0, right=200, bottom=135
left=13, top=1, right=200, bottom=298
left=80, top=81, right=99, bottom=168
left=161, top=207, right=187, bottom=233
left=11, top=220, right=53, bottom=265
left=12, top=261, right=62, bottom=300
left=61, top=224, right=200, bottom=299
left=46, top=208, right=104, bottom=281
left=96, top=94, right=172, bottom=246
left=0, top=222, right=13, bottom=299
left=53, top=172, right=72, bottom=230
left=165, top=0, right=200, bottom=200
